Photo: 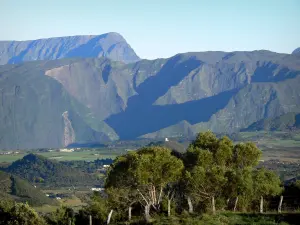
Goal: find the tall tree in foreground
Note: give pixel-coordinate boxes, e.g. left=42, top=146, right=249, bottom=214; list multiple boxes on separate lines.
left=184, top=133, right=233, bottom=214
left=253, top=168, right=282, bottom=213
left=183, top=131, right=277, bottom=213
left=105, top=146, right=184, bottom=222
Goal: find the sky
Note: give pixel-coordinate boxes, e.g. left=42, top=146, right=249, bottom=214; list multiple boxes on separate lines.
left=0, top=0, right=299, bottom=59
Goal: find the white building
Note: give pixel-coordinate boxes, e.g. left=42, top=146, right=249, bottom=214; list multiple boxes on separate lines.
left=91, top=187, right=104, bottom=192
left=59, top=148, right=74, bottom=152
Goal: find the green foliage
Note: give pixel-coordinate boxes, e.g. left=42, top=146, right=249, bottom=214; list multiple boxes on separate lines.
left=135, top=213, right=291, bottom=225
left=79, top=193, right=109, bottom=224
left=10, top=175, right=58, bottom=206
left=44, top=206, right=75, bottom=225
left=233, top=142, right=261, bottom=168
left=0, top=170, right=56, bottom=206
left=5, top=154, right=100, bottom=188
left=106, top=146, right=184, bottom=189
left=0, top=202, right=45, bottom=225
left=253, top=168, right=283, bottom=198
left=61, top=158, right=113, bottom=173
left=105, top=146, right=184, bottom=220
left=184, top=131, right=279, bottom=212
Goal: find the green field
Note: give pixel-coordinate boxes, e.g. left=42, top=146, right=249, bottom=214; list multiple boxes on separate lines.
left=1, top=132, right=300, bottom=164
left=237, top=131, right=300, bottom=162
left=0, top=148, right=126, bottom=163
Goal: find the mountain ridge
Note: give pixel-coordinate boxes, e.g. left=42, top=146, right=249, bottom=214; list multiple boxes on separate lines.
left=0, top=32, right=140, bottom=65
left=292, top=47, right=300, bottom=55
left=0, top=50, right=300, bottom=148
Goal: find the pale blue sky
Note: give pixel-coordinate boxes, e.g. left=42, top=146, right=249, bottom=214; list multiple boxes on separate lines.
left=0, top=0, right=299, bottom=59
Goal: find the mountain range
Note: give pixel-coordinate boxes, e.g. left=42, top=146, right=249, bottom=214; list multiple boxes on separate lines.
left=0, top=33, right=299, bottom=149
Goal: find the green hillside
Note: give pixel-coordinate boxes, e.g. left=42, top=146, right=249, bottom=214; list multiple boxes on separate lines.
left=5, top=154, right=102, bottom=188
left=0, top=171, right=57, bottom=206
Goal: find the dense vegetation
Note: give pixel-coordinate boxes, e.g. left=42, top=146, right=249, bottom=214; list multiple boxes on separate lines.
left=4, top=154, right=101, bottom=188
left=0, top=171, right=57, bottom=206
left=61, top=158, right=113, bottom=173
left=147, top=140, right=186, bottom=152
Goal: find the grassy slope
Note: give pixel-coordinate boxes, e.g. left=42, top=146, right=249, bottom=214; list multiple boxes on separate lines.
left=0, top=170, right=57, bottom=206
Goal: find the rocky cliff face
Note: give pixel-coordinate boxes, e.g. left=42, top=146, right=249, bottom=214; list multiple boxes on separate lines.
left=0, top=60, right=117, bottom=149
left=0, top=32, right=140, bottom=65
left=62, top=111, right=76, bottom=147
left=0, top=50, right=300, bottom=148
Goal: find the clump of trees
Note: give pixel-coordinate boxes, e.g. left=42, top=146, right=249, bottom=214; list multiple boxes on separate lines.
left=96, top=131, right=282, bottom=223
left=0, top=201, right=46, bottom=225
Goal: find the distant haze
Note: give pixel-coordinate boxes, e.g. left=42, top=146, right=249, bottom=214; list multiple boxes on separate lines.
left=0, top=0, right=299, bottom=59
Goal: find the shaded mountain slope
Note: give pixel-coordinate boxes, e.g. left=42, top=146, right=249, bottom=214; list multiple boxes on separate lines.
left=292, top=48, right=300, bottom=55
left=5, top=154, right=101, bottom=188
left=0, top=51, right=300, bottom=148
left=0, top=59, right=118, bottom=149
left=0, top=32, right=140, bottom=65
left=196, top=75, right=300, bottom=133
left=142, top=120, right=194, bottom=139
left=243, top=112, right=300, bottom=131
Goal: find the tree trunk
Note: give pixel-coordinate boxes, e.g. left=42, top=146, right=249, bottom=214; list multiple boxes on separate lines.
left=260, top=196, right=263, bottom=213
left=212, top=196, right=216, bottom=215
left=234, top=196, right=238, bottom=212
left=89, top=215, right=92, bottom=225
left=278, top=195, right=283, bottom=213
left=168, top=199, right=171, bottom=217
left=128, top=206, right=132, bottom=221
left=187, top=196, right=193, bottom=213
left=68, top=218, right=71, bottom=225
left=107, top=210, right=113, bottom=224
left=144, top=204, right=151, bottom=223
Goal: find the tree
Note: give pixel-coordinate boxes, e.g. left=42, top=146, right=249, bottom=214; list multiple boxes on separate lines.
left=252, top=168, right=283, bottom=213
left=223, top=142, right=261, bottom=211
left=1, top=202, right=45, bottom=225
left=184, top=132, right=233, bottom=214
left=82, top=193, right=109, bottom=224
left=184, top=131, right=270, bottom=214
left=105, top=187, right=137, bottom=221
left=105, top=146, right=184, bottom=222
left=45, top=206, right=75, bottom=225
left=0, top=198, right=14, bottom=225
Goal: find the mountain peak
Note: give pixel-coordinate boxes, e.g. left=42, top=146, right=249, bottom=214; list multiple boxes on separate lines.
left=292, top=47, right=300, bottom=55
left=0, top=32, right=140, bottom=64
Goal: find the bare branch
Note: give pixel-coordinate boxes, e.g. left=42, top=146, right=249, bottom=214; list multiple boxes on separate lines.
left=137, top=189, right=149, bottom=205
